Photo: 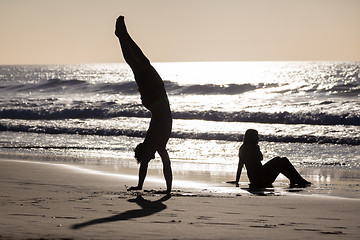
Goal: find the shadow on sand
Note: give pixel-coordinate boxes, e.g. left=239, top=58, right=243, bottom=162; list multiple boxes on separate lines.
left=71, top=194, right=171, bottom=229
left=242, top=186, right=307, bottom=196
left=241, top=187, right=277, bottom=196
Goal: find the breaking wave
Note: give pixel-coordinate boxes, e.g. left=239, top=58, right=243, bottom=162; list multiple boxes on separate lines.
left=0, top=123, right=358, bottom=145
left=1, top=106, right=359, bottom=126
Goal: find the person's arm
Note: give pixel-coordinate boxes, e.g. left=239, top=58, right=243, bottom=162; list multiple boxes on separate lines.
left=256, top=145, right=263, bottom=161
left=235, top=154, right=244, bottom=186
left=158, top=148, right=173, bottom=194
left=227, top=149, right=244, bottom=186
left=127, top=161, right=148, bottom=191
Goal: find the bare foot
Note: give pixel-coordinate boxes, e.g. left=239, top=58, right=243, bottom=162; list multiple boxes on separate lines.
left=115, top=16, right=125, bottom=38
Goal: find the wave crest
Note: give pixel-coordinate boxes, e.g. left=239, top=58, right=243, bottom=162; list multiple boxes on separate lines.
left=2, top=78, right=263, bottom=95
left=1, top=107, right=359, bottom=126
left=0, top=123, right=358, bottom=145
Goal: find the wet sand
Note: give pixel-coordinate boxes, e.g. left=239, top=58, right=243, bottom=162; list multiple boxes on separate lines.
left=0, top=159, right=359, bottom=239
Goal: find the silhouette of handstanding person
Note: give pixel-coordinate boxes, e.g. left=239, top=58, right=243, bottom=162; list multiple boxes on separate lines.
left=232, top=129, right=311, bottom=188
left=115, top=16, right=172, bottom=194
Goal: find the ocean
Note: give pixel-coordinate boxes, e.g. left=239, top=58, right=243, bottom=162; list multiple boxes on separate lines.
left=1, top=62, right=359, bottom=198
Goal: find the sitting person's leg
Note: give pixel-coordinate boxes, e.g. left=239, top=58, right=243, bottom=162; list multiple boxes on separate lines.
left=263, top=157, right=310, bottom=186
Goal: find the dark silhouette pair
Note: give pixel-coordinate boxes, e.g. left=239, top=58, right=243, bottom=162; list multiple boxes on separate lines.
left=115, top=16, right=310, bottom=194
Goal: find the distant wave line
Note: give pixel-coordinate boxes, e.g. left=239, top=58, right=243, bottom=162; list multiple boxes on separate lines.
left=0, top=124, right=358, bottom=145
left=1, top=78, right=265, bottom=95
left=2, top=77, right=359, bottom=96
left=1, top=108, right=359, bottom=126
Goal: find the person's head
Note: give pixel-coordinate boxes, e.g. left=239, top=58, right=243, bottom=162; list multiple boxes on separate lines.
left=134, top=143, right=154, bottom=164
left=243, top=129, right=259, bottom=145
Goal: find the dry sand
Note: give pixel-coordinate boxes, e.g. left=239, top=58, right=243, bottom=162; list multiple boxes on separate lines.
left=0, top=159, right=359, bottom=240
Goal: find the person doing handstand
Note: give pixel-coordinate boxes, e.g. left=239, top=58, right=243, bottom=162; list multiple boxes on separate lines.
left=115, top=16, right=172, bottom=194
left=233, top=129, right=311, bottom=188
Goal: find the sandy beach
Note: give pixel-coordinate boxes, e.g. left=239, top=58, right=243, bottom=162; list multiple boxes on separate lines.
left=0, top=158, right=359, bottom=240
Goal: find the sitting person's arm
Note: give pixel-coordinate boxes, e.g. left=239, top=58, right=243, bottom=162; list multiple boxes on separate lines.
left=235, top=154, right=244, bottom=186
left=227, top=149, right=244, bottom=187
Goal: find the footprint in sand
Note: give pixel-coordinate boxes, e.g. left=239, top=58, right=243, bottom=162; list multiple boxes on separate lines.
left=197, top=216, right=214, bottom=220
left=249, top=224, right=277, bottom=228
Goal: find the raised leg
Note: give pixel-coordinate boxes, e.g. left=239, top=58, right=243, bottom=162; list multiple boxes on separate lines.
left=115, top=16, right=151, bottom=73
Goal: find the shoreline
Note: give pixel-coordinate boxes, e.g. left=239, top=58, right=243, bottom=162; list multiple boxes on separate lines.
left=1, top=158, right=360, bottom=239
left=1, top=154, right=360, bottom=200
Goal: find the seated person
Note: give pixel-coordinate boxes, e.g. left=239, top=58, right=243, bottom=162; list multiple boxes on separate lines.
left=233, top=129, right=311, bottom=188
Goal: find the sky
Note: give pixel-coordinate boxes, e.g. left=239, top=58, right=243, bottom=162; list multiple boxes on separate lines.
left=1, top=0, right=360, bottom=65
